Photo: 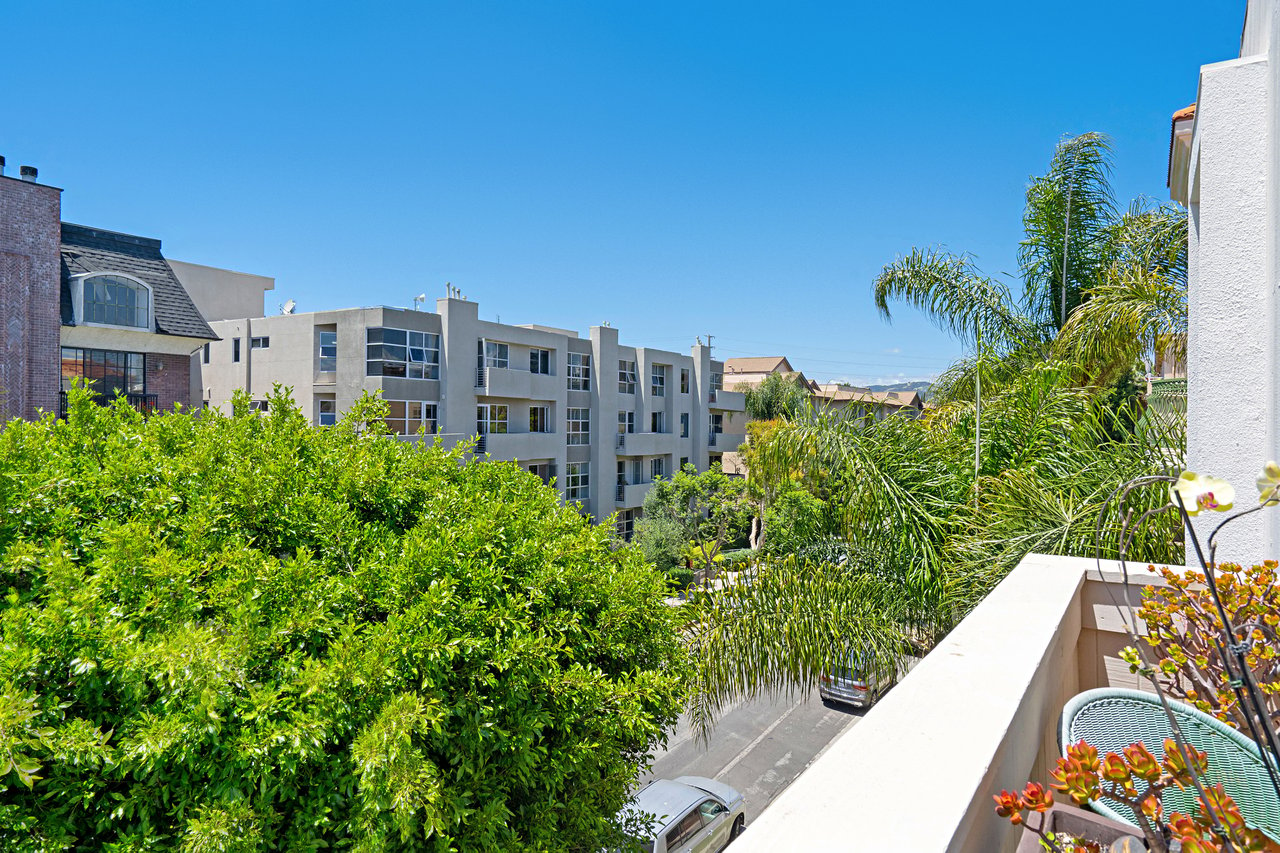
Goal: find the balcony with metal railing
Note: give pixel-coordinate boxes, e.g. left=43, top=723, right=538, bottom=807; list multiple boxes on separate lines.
left=59, top=390, right=159, bottom=418
left=475, top=364, right=561, bottom=399
left=615, top=430, right=673, bottom=456
left=614, top=480, right=652, bottom=507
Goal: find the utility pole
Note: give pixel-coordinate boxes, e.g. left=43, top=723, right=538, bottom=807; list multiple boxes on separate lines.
left=704, top=334, right=714, bottom=354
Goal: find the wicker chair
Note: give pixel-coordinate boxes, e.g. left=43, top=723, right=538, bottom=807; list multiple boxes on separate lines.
left=1060, top=687, right=1280, bottom=842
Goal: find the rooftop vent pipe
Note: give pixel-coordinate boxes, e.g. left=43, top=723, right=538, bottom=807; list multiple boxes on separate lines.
left=0, top=155, right=5, bottom=177
left=19, top=165, right=37, bottom=182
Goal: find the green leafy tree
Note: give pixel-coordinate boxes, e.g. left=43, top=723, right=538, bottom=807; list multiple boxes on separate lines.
left=0, top=386, right=684, bottom=852
left=641, top=467, right=750, bottom=577
left=631, top=513, right=687, bottom=577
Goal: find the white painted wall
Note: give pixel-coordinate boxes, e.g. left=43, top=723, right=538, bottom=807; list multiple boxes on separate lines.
left=730, top=555, right=1168, bottom=853
left=1180, top=1, right=1280, bottom=563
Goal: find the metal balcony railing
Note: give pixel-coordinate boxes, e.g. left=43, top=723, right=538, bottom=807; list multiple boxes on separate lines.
left=59, top=391, right=159, bottom=418
left=475, top=367, right=487, bottom=388
left=709, top=389, right=717, bottom=404
left=616, top=482, right=626, bottom=503
left=708, top=430, right=719, bottom=447
left=475, top=434, right=487, bottom=454
left=616, top=433, right=626, bottom=451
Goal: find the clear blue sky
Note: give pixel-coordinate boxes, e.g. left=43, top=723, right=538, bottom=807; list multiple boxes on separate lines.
left=2, top=1, right=1239, bottom=384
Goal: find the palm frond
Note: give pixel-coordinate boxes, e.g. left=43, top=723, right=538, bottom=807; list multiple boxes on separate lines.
left=686, top=556, right=915, bottom=739
left=872, top=247, right=1034, bottom=351
left=1019, top=132, right=1118, bottom=332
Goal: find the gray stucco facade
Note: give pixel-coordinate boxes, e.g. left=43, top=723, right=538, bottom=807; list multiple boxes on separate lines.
left=196, top=296, right=746, bottom=530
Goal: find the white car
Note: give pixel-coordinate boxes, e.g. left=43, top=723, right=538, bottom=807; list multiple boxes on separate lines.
left=620, top=776, right=746, bottom=852
left=818, top=653, right=898, bottom=709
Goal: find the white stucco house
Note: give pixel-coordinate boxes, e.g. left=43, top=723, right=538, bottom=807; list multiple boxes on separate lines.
left=1170, top=0, right=1280, bottom=562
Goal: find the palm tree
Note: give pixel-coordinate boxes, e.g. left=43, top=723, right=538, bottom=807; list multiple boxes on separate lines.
left=738, top=371, right=812, bottom=422
left=1055, top=202, right=1188, bottom=380
left=685, top=362, right=1180, bottom=738
left=682, top=133, right=1187, bottom=738
left=1019, top=133, right=1118, bottom=334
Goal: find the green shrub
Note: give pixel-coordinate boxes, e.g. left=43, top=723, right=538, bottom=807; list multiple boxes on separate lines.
left=0, top=388, right=685, bottom=851
left=631, top=514, right=686, bottom=575
left=665, top=566, right=695, bottom=592
left=762, top=488, right=835, bottom=558
left=717, top=549, right=754, bottom=571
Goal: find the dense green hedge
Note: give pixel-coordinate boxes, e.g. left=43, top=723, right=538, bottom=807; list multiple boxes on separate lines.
left=0, top=389, right=684, bottom=851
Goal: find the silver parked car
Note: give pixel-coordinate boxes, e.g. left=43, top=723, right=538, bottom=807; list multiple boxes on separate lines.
left=818, top=653, right=897, bottom=709
left=620, top=776, right=746, bottom=852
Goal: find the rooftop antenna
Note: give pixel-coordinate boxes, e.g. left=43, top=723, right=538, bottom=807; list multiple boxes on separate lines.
left=280, top=299, right=296, bottom=315
left=413, top=293, right=426, bottom=311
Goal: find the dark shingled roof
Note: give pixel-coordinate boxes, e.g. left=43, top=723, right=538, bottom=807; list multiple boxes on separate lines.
left=59, top=223, right=216, bottom=340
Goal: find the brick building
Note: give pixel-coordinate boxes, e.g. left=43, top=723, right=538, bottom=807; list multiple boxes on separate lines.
left=0, top=162, right=220, bottom=421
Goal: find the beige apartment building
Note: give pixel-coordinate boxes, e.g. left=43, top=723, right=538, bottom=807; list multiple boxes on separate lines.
left=188, top=279, right=747, bottom=533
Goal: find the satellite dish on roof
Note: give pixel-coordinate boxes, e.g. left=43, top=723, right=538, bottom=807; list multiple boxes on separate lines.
left=280, top=299, right=296, bottom=315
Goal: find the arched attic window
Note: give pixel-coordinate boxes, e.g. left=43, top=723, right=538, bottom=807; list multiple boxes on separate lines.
left=75, top=273, right=152, bottom=330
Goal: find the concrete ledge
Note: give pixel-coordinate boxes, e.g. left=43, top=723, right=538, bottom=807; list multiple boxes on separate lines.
left=731, top=554, right=1168, bottom=852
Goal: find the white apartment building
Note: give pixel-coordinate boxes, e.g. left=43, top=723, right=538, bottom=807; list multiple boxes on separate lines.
left=1168, top=0, right=1280, bottom=562
left=189, top=285, right=747, bottom=532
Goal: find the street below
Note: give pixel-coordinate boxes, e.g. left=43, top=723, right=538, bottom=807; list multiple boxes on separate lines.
left=642, top=690, right=865, bottom=826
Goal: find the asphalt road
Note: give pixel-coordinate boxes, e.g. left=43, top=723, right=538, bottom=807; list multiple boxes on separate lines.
left=641, top=691, right=865, bottom=826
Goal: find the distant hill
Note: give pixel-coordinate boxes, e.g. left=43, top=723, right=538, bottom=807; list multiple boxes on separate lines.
left=867, top=380, right=933, bottom=402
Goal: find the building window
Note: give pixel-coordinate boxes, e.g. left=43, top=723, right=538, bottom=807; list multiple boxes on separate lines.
left=565, top=462, right=589, bottom=502
left=567, top=353, right=591, bottom=391
left=651, top=411, right=666, bottom=434
left=477, top=404, right=508, bottom=435
left=651, top=457, right=665, bottom=481
left=680, top=412, right=689, bottom=438
left=618, top=410, right=635, bottom=434
left=60, top=347, right=145, bottom=399
left=681, top=368, right=690, bottom=394
left=616, top=508, right=636, bottom=541
left=386, top=400, right=438, bottom=435
left=651, top=365, right=667, bottom=397
left=618, top=360, right=637, bottom=394
left=711, top=413, right=724, bottom=434
left=711, top=372, right=723, bottom=392
left=81, top=274, right=150, bottom=329
left=368, top=328, right=440, bottom=379
left=249, top=400, right=269, bottom=413
left=477, top=339, right=509, bottom=370
left=680, top=456, right=689, bottom=470
left=251, top=336, right=270, bottom=349
left=318, top=330, right=337, bottom=373
left=233, top=338, right=241, bottom=363
left=317, top=399, right=337, bottom=426
left=567, top=407, right=590, bottom=445
left=530, top=348, right=552, bottom=375
left=529, top=405, right=551, bottom=433
left=202, top=343, right=210, bottom=364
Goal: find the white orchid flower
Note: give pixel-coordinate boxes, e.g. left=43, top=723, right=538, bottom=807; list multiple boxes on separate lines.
left=1169, top=471, right=1235, bottom=516
left=1257, top=461, right=1280, bottom=507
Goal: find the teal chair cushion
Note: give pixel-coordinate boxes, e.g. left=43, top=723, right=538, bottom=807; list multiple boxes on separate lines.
left=1060, top=687, right=1280, bottom=842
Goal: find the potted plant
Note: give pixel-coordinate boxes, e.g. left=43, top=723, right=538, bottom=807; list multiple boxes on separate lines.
left=995, top=738, right=1271, bottom=852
